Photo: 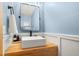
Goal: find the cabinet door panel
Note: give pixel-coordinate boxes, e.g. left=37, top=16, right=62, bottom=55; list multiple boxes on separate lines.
left=61, top=39, right=79, bottom=56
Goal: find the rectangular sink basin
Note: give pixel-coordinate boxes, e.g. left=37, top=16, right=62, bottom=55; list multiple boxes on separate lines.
left=21, top=36, right=46, bottom=48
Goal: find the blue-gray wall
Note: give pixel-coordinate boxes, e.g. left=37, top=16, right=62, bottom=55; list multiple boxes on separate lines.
left=44, top=2, right=79, bottom=35
left=3, top=2, right=10, bottom=34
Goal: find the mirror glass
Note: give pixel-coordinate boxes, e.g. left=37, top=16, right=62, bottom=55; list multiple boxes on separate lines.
left=20, top=3, right=39, bottom=32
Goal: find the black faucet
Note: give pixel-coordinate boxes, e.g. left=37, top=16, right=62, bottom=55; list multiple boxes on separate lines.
left=30, top=30, right=32, bottom=36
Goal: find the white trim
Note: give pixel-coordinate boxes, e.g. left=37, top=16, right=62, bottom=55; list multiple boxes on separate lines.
left=44, top=33, right=79, bottom=41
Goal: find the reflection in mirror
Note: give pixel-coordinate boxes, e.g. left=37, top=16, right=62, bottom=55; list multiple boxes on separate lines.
left=20, top=3, right=39, bottom=32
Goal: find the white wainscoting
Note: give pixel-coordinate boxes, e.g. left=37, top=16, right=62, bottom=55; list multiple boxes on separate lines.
left=61, top=38, right=79, bottom=56
left=44, top=33, right=79, bottom=56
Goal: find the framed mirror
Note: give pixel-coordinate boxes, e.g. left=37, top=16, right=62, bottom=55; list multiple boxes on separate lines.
left=20, top=3, right=39, bottom=32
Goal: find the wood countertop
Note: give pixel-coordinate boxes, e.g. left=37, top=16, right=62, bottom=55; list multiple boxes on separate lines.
left=5, top=41, right=58, bottom=56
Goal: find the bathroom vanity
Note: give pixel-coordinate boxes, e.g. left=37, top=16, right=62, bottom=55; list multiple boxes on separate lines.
left=5, top=41, right=58, bottom=56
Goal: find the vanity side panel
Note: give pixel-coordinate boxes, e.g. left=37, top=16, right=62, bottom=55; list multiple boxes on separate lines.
left=0, top=2, right=3, bottom=56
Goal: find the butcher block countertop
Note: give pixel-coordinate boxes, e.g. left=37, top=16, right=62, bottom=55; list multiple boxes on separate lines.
left=5, top=41, right=58, bottom=56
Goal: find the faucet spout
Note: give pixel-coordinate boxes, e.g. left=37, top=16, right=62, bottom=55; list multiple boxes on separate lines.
left=30, top=30, right=32, bottom=36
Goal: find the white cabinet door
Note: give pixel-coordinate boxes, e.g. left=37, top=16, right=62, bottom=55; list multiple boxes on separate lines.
left=61, top=39, right=79, bottom=56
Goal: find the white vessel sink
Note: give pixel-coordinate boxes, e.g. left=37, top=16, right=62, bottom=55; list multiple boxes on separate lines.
left=21, top=36, right=46, bottom=48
